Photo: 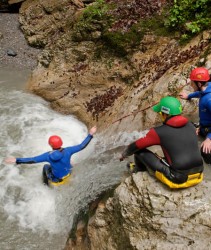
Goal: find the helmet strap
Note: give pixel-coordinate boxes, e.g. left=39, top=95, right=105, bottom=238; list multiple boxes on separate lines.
left=160, top=112, right=169, bottom=122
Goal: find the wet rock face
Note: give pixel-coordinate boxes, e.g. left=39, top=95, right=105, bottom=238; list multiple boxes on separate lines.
left=18, top=0, right=211, bottom=133
left=26, top=31, right=211, bottom=131
left=19, top=0, right=84, bottom=48
left=66, top=173, right=211, bottom=250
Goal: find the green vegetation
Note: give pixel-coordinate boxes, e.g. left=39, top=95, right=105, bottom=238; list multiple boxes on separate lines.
left=165, top=0, right=211, bottom=42
left=72, top=0, right=112, bottom=42
left=72, top=0, right=147, bottom=56
left=72, top=0, right=211, bottom=56
left=82, top=0, right=110, bottom=21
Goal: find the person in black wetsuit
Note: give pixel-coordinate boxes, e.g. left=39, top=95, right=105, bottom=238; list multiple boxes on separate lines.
left=120, top=96, right=204, bottom=189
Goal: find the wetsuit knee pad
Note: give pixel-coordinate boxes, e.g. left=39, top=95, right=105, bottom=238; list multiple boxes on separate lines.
left=155, top=171, right=203, bottom=189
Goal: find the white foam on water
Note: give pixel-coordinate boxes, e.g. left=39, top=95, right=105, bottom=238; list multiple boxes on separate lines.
left=1, top=167, right=56, bottom=232
left=0, top=85, right=96, bottom=234
left=0, top=68, right=144, bottom=242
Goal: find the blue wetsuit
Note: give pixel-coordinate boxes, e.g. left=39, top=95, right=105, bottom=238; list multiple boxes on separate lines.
left=16, top=134, right=93, bottom=182
left=188, top=82, right=211, bottom=138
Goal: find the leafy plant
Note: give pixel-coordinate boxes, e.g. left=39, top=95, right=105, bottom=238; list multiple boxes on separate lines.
left=165, top=0, right=211, bottom=40
left=83, top=0, right=110, bottom=22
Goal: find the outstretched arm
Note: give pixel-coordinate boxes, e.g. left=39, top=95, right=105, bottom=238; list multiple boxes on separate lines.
left=179, top=91, right=201, bottom=100
left=119, top=128, right=160, bottom=161
left=179, top=91, right=189, bottom=100
left=70, top=126, right=97, bottom=154
left=5, top=152, right=49, bottom=165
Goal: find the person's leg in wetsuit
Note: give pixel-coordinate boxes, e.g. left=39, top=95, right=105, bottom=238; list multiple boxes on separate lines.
left=134, top=149, right=187, bottom=184
left=42, top=164, right=52, bottom=186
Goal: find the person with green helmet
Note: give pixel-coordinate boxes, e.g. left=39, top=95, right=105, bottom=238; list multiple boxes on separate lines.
left=179, top=67, right=211, bottom=163
left=119, top=96, right=204, bottom=189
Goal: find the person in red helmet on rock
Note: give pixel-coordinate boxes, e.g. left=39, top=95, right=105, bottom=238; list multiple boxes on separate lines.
left=179, top=67, right=211, bottom=163
left=5, top=126, right=97, bottom=186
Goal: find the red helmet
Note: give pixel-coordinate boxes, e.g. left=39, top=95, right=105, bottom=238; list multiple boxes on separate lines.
left=190, top=67, right=210, bottom=82
left=48, top=135, right=63, bottom=149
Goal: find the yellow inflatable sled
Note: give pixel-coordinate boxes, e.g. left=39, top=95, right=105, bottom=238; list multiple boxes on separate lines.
left=155, top=171, right=203, bottom=189
left=49, top=173, right=71, bottom=187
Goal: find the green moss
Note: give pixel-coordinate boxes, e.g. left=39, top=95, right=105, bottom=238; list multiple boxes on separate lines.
left=140, top=15, right=174, bottom=37
left=71, top=0, right=211, bottom=57
left=102, top=25, right=144, bottom=56
left=72, top=0, right=147, bottom=56
left=72, top=0, right=112, bottom=42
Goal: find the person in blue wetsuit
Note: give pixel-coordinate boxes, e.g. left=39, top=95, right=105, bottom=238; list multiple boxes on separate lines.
left=179, top=67, right=211, bottom=163
left=5, top=126, right=97, bottom=186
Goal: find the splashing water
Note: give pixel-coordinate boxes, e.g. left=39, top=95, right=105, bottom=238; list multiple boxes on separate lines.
left=0, top=67, right=96, bottom=249
left=0, top=67, right=145, bottom=249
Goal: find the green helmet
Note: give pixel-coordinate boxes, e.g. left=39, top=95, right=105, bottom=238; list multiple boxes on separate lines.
left=152, top=96, right=182, bottom=115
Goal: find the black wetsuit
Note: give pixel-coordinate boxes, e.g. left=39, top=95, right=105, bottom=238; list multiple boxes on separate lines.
left=122, top=115, right=203, bottom=184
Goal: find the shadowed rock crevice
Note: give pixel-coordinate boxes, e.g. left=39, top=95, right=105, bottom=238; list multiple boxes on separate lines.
left=0, top=1, right=23, bottom=13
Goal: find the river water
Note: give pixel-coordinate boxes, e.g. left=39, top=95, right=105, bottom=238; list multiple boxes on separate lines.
left=0, top=66, right=138, bottom=250
left=1, top=66, right=211, bottom=250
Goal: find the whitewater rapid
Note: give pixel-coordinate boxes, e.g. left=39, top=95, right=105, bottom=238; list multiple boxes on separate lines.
left=0, top=66, right=140, bottom=249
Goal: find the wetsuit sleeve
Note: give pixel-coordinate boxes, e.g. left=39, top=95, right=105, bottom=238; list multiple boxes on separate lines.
left=16, top=152, right=49, bottom=164
left=188, top=91, right=201, bottom=100
left=67, top=134, right=93, bottom=154
left=122, top=128, right=160, bottom=157
left=206, top=132, right=211, bottom=139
